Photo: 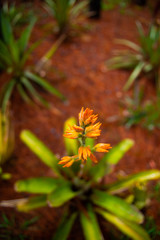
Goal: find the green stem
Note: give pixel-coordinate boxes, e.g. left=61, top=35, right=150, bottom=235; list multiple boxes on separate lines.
left=78, top=162, right=85, bottom=178
left=77, top=126, right=86, bottom=178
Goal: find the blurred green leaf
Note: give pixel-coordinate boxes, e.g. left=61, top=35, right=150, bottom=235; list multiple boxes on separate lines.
left=0, top=107, right=14, bottom=165
left=115, top=39, right=141, bottom=52
left=48, top=183, right=78, bottom=207
left=53, top=212, right=77, bottom=240
left=17, top=83, right=32, bottom=104
left=123, top=62, right=145, bottom=91
left=89, top=139, right=134, bottom=182
left=91, top=190, right=143, bottom=224
left=24, top=71, right=65, bottom=101
left=1, top=172, right=12, bottom=180
left=20, top=130, right=61, bottom=177
left=21, top=76, right=50, bottom=107
left=63, top=117, right=78, bottom=156
left=15, top=177, right=66, bottom=194
left=17, top=195, right=47, bottom=212
left=80, top=204, right=103, bottom=240
left=18, top=17, right=36, bottom=54
left=1, top=79, right=16, bottom=113
left=96, top=208, right=150, bottom=240
left=104, top=138, right=134, bottom=165
left=0, top=12, right=13, bottom=44
left=107, top=169, right=160, bottom=194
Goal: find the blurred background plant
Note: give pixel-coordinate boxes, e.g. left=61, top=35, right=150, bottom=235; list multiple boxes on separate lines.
left=1, top=108, right=160, bottom=240
left=102, top=0, right=131, bottom=12
left=0, top=167, right=11, bottom=180
left=107, top=23, right=160, bottom=91
left=44, top=0, right=89, bottom=36
left=119, top=217, right=160, bottom=240
left=0, top=8, right=65, bottom=112
left=0, top=106, right=14, bottom=166
left=1, top=1, right=34, bottom=27
left=121, top=89, right=160, bottom=130
left=0, top=213, right=39, bottom=240
left=0, top=105, right=14, bottom=180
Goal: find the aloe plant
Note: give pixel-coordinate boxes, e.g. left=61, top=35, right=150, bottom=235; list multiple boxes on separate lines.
left=1, top=108, right=160, bottom=240
left=0, top=11, right=65, bottom=113
left=107, top=23, right=160, bottom=91
left=45, top=0, right=88, bottom=35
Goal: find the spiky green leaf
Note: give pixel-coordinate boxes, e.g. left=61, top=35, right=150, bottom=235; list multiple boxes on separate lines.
left=48, top=183, right=78, bottom=207
left=20, top=130, right=61, bottom=177
left=80, top=204, right=103, bottom=240
left=17, top=195, right=47, bottom=212
left=15, top=177, right=66, bottom=194
left=89, top=139, right=134, bottom=182
left=96, top=208, right=150, bottom=240
left=53, top=212, right=77, bottom=240
left=107, top=169, right=160, bottom=194
left=91, top=190, right=143, bottom=224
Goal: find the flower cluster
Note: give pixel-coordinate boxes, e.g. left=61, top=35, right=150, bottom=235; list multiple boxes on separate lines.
left=59, top=108, right=112, bottom=167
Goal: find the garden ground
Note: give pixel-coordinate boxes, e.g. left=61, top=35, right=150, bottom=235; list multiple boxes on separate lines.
left=0, top=3, right=160, bottom=239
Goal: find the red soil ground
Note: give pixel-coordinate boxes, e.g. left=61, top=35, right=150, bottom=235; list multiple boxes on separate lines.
left=0, top=3, right=160, bottom=240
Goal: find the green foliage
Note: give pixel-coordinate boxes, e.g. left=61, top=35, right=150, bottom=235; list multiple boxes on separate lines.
left=20, top=130, right=60, bottom=175
left=45, top=0, right=88, bottom=35
left=0, top=108, right=14, bottom=165
left=92, top=189, right=144, bottom=223
left=1, top=2, right=34, bottom=27
left=0, top=11, right=65, bottom=112
left=102, top=0, right=130, bottom=11
left=88, top=138, right=134, bottom=181
left=107, top=23, right=160, bottom=91
left=120, top=217, right=160, bottom=240
left=80, top=204, right=102, bottom=240
left=144, top=217, right=160, bottom=240
left=0, top=167, right=11, bottom=180
left=96, top=208, right=150, bottom=240
left=0, top=213, right=38, bottom=240
left=2, top=114, right=160, bottom=240
left=52, top=211, right=77, bottom=240
left=122, top=91, right=160, bottom=130
left=107, top=170, right=160, bottom=194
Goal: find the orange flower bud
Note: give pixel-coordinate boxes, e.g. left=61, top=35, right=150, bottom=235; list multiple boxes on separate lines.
left=79, top=107, right=96, bottom=126
left=90, top=153, right=98, bottom=163
left=94, top=143, right=112, bottom=153
left=85, top=122, right=101, bottom=138
left=78, top=146, right=91, bottom=162
left=59, top=155, right=78, bottom=167
left=63, top=125, right=83, bottom=139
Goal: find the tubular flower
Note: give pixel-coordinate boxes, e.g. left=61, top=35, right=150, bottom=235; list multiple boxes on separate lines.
left=94, top=143, right=112, bottom=153
left=59, top=155, right=78, bottom=167
left=84, top=114, right=98, bottom=126
left=85, top=122, right=101, bottom=138
left=79, top=107, right=98, bottom=126
left=78, top=146, right=91, bottom=162
left=90, top=153, right=98, bottom=163
left=63, top=125, right=83, bottom=139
